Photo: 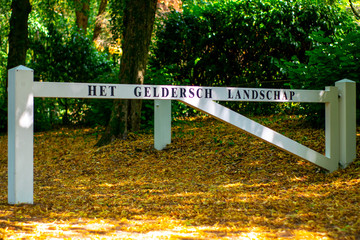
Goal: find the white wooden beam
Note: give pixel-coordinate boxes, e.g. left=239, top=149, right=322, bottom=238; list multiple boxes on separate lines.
left=33, top=82, right=330, bottom=103
left=181, top=98, right=338, bottom=172
left=8, top=66, right=34, bottom=204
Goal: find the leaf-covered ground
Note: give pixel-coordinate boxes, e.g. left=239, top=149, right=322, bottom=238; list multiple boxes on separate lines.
left=0, top=115, right=359, bottom=239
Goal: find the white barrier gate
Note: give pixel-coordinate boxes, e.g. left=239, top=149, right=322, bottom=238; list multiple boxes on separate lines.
left=8, top=65, right=357, bottom=204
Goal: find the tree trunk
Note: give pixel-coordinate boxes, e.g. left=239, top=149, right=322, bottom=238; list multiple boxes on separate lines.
left=7, top=0, right=31, bottom=72
left=92, top=0, right=108, bottom=42
left=74, top=0, right=90, bottom=34
left=96, top=0, right=157, bottom=146
left=5, top=0, right=31, bottom=131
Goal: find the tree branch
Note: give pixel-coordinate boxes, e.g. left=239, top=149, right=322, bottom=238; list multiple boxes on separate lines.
left=349, top=0, right=360, bottom=19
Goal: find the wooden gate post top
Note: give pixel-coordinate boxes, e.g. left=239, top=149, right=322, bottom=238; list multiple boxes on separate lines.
left=9, top=65, right=33, bottom=71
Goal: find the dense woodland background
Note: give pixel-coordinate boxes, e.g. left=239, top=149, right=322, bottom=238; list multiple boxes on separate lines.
left=0, top=0, right=359, bottom=133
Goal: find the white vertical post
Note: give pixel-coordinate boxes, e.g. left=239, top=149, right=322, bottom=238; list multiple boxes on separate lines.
left=154, top=100, right=171, bottom=150
left=8, top=66, right=34, bottom=204
left=325, top=86, right=340, bottom=172
left=335, top=79, right=356, bottom=168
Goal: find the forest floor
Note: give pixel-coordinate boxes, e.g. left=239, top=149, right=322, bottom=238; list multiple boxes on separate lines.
left=0, top=115, right=359, bottom=239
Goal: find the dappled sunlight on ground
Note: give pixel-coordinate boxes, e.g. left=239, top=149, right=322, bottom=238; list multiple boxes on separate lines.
left=0, top=116, right=359, bottom=239
left=0, top=217, right=337, bottom=239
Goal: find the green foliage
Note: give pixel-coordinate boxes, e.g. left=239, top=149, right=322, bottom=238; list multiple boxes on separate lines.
left=0, top=1, right=11, bottom=132
left=150, top=0, right=356, bottom=117
left=280, top=31, right=360, bottom=89
left=0, top=0, right=11, bottom=97
left=279, top=30, right=360, bottom=125
left=28, top=24, right=115, bottom=131
left=109, top=0, right=127, bottom=41
left=0, top=0, right=118, bottom=132
left=29, top=25, right=112, bottom=83
left=153, top=0, right=354, bottom=88
left=1, top=0, right=358, bottom=132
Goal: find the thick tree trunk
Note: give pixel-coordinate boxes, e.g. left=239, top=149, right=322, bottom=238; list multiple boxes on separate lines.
left=92, top=0, right=108, bottom=42
left=5, top=0, right=31, bottom=131
left=74, top=0, right=90, bottom=34
left=7, top=0, right=31, bottom=72
left=96, top=0, right=157, bottom=146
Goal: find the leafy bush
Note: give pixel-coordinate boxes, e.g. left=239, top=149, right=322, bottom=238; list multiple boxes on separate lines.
left=152, top=0, right=354, bottom=89
left=278, top=30, right=360, bottom=126
left=0, top=0, right=11, bottom=98
left=28, top=25, right=115, bottom=131
left=149, top=0, right=356, bottom=118
left=29, top=25, right=113, bottom=84
left=280, top=31, right=360, bottom=89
